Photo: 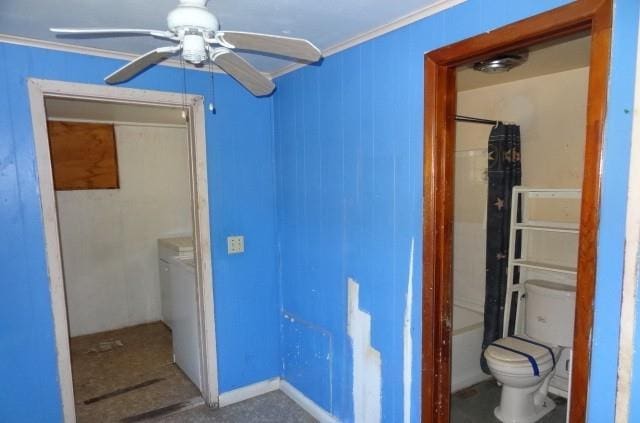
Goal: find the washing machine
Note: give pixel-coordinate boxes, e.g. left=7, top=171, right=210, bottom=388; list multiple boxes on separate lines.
left=157, top=236, right=194, bottom=330
left=168, top=255, right=202, bottom=390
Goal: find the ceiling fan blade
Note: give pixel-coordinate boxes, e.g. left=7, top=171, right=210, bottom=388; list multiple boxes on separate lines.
left=105, top=46, right=182, bottom=84
left=51, top=28, right=176, bottom=40
left=210, top=48, right=275, bottom=96
left=216, top=31, right=322, bottom=62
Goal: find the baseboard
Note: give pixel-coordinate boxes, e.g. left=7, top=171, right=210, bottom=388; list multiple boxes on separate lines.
left=453, top=297, right=485, bottom=315
left=218, top=377, right=281, bottom=407
left=451, top=373, right=493, bottom=393
left=218, top=377, right=338, bottom=422
left=280, top=380, right=339, bottom=423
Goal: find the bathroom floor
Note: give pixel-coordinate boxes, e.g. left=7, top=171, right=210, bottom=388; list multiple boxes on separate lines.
left=452, top=379, right=567, bottom=423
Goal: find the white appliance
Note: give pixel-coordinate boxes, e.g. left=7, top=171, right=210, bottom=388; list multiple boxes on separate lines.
left=169, top=255, right=202, bottom=390
left=158, top=236, right=194, bottom=330
left=484, top=280, right=576, bottom=423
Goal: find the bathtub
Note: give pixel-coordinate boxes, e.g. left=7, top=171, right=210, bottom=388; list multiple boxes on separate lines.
left=451, top=304, right=491, bottom=392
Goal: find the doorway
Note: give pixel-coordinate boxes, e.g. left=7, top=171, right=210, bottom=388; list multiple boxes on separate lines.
left=28, top=80, right=218, bottom=422
left=421, top=0, right=611, bottom=422
left=450, top=32, right=590, bottom=422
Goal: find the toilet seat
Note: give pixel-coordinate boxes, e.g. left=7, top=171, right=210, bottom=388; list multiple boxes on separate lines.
left=485, top=336, right=557, bottom=376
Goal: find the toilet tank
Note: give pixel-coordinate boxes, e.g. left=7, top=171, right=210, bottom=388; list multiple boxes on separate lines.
left=524, top=280, right=576, bottom=347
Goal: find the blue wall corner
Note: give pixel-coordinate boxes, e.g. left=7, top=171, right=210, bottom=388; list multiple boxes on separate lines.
left=273, top=0, right=639, bottom=421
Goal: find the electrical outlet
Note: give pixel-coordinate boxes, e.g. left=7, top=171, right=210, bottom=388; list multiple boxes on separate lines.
left=227, top=235, right=244, bottom=254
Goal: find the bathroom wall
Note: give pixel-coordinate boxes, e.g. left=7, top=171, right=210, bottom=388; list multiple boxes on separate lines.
left=454, top=66, right=589, bottom=309
left=456, top=66, right=589, bottom=187
left=56, top=124, right=192, bottom=337
left=453, top=147, right=488, bottom=312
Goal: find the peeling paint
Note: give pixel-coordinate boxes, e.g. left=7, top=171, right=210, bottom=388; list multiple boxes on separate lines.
left=348, top=278, right=381, bottom=423
left=403, top=238, right=415, bottom=423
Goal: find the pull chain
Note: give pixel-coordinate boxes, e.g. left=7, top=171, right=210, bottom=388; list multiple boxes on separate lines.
left=180, top=54, right=189, bottom=122
left=208, top=58, right=216, bottom=113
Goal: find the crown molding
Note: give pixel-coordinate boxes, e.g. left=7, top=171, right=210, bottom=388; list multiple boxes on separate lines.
left=1, top=0, right=464, bottom=81
left=270, top=0, right=466, bottom=79
left=0, top=33, right=224, bottom=73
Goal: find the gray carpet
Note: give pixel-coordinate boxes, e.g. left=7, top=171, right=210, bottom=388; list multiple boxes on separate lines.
left=452, top=380, right=567, bottom=423
left=155, top=391, right=317, bottom=422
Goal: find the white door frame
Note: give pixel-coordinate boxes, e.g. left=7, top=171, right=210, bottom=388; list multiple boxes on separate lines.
left=28, top=78, right=219, bottom=423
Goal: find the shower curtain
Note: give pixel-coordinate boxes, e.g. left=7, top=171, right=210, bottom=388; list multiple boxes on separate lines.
left=480, top=123, right=521, bottom=374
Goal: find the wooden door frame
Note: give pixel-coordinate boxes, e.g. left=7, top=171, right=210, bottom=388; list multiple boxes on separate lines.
left=421, top=0, right=612, bottom=422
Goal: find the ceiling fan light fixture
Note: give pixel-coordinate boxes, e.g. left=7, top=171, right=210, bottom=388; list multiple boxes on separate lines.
left=182, top=33, right=207, bottom=64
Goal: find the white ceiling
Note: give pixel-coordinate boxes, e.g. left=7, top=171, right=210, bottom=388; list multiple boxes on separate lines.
left=457, top=32, right=591, bottom=91
left=45, top=97, right=186, bottom=126
left=0, top=0, right=462, bottom=74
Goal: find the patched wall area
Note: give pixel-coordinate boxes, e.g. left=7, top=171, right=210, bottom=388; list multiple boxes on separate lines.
left=348, top=278, right=381, bottom=423
left=282, top=311, right=333, bottom=411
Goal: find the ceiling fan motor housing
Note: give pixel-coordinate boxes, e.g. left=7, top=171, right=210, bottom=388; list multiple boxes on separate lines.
left=167, top=0, right=219, bottom=35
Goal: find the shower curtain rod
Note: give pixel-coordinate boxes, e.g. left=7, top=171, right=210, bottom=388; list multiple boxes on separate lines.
left=454, top=114, right=501, bottom=126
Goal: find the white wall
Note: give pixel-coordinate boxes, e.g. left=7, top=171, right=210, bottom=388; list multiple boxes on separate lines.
left=56, top=125, right=192, bottom=337
left=453, top=66, right=589, bottom=310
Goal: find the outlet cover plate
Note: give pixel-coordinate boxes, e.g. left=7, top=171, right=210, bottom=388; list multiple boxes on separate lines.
left=227, top=235, right=244, bottom=254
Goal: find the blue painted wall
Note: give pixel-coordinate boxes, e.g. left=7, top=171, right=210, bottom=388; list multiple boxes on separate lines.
left=587, top=0, right=640, bottom=420
left=273, top=0, right=640, bottom=421
left=3, top=0, right=640, bottom=421
left=624, top=5, right=640, bottom=418
left=0, top=43, right=280, bottom=421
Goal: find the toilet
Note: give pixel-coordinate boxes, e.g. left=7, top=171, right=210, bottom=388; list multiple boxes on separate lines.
left=484, top=280, right=576, bottom=423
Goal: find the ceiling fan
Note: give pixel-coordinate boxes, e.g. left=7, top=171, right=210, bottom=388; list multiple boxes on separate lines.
left=50, top=0, right=322, bottom=96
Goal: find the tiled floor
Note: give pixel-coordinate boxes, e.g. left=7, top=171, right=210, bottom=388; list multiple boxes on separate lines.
left=70, top=322, right=316, bottom=422
left=451, top=379, right=567, bottom=423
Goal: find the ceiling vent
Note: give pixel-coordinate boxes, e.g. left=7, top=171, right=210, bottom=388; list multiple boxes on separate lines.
left=473, top=53, right=528, bottom=73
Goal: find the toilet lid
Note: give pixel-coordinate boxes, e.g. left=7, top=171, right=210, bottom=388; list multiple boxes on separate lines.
left=485, top=336, right=556, bottom=374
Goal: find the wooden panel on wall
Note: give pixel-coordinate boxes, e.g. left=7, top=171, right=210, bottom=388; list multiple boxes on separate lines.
left=47, top=121, right=119, bottom=190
